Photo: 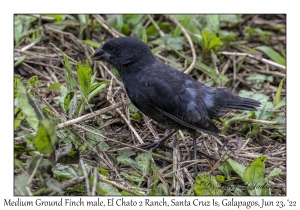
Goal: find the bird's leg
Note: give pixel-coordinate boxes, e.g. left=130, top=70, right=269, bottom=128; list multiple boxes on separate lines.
left=142, top=129, right=177, bottom=151
left=193, top=134, right=198, bottom=175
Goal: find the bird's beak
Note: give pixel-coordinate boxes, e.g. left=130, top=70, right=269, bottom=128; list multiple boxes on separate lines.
left=92, top=46, right=111, bottom=61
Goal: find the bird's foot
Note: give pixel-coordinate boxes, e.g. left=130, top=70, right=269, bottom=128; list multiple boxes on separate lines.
left=141, top=139, right=173, bottom=151
left=141, top=129, right=177, bottom=151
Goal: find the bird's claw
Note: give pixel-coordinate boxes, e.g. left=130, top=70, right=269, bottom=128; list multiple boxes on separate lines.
left=141, top=140, right=173, bottom=151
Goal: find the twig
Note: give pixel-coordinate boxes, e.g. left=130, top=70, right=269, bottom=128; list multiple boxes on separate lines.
left=14, top=100, right=131, bottom=142
left=80, top=158, right=90, bottom=196
left=219, top=51, right=286, bottom=70
left=91, top=168, right=98, bottom=196
left=164, top=15, right=197, bottom=75
left=241, top=118, right=281, bottom=125
left=97, top=174, right=142, bottom=196
left=76, top=124, right=172, bottom=163
left=92, top=15, right=124, bottom=38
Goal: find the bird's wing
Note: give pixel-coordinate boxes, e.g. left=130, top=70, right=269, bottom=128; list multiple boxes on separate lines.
left=132, top=66, right=220, bottom=134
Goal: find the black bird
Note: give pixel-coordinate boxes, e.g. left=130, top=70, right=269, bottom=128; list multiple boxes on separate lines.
left=93, top=37, right=261, bottom=173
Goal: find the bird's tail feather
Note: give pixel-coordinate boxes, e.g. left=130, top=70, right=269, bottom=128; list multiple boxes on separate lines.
left=226, top=96, right=261, bottom=111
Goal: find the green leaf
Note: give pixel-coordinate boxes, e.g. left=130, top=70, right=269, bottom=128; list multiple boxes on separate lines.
left=201, top=28, right=223, bottom=54
left=150, top=34, right=186, bottom=51
left=225, top=156, right=246, bottom=179
left=254, top=29, right=272, bottom=45
left=83, top=39, right=101, bottom=48
left=220, top=15, right=243, bottom=24
left=218, top=162, right=232, bottom=180
left=272, top=98, right=286, bottom=110
left=204, top=15, right=220, bottom=32
left=234, top=187, right=247, bottom=196
left=132, top=23, right=144, bottom=39
left=14, top=107, right=25, bottom=131
left=266, top=168, right=282, bottom=182
left=274, top=78, right=285, bottom=106
left=14, top=55, right=27, bottom=67
left=47, top=82, right=62, bottom=91
left=243, top=155, right=266, bottom=196
left=17, top=82, right=42, bottom=131
left=14, top=16, right=23, bottom=46
left=256, top=46, right=286, bottom=66
left=33, top=119, right=56, bottom=156
left=64, top=92, right=74, bottom=112
left=88, top=82, right=107, bottom=100
left=135, top=150, right=152, bottom=175
left=98, top=167, right=109, bottom=177
left=106, top=15, right=123, bottom=32
left=45, top=178, right=63, bottom=193
left=97, top=182, right=121, bottom=195
left=117, top=150, right=136, bottom=166
left=194, top=174, right=223, bottom=196
left=53, top=165, right=78, bottom=181
left=14, top=174, right=30, bottom=195
left=124, top=14, right=143, bottom=27
left=150, top=183, right=168, bottom=196
left=26, top=76, right=39, bottom=89
left=245, top=73, right=273, bottom=90
left=86, top=127, right=110, bottom=151
left=77, top=59, right=91, bottom=99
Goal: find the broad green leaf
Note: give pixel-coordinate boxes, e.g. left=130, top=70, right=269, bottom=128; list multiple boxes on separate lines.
left=117, top=150, right=136, bottom=166
left=106, top=15, right=123, bottom=32
left=64, top=91, right=74, bottom=112
left=124, top=14, right=143, bottom=27
left=14, top=16, right=23, bottom=46
left=88, top=82, right=107, bottom=100
left=33, top=119, right=56, bottom=156
left=98, top=182, right=121, bottom=195
left=245, top=73, right=273, bottom=90
left=218, top=162, right=232, bottom=180
left=45, top=178, right=63, bottom=193
left=150, top=34, right=186, bottom=51
left=53, top=165, right=78, bottom=181
left=98, top=167, right=109, bottom=177
left=59, top=85, right=68, bottom=113
left=14, top=174, right=30, bottom=195
left=77, top=59, right=91, bottom=99
left=194, top=174, right=223, bottom=196
left=17, top=82, right=41, bottom=131
left=204, top=15, right=220, bottom=32
left=26, top=76, right=39, bottom=89
left=220, top=15, right=243, bottom=24
left=135, top=150, right=152, bottom=175
left=274, top=78, right=285, bottom=106
left=225, top=156, right=246, bottom=178
left=14, top=107, right=25, bottom=131
left=243, top=155, right=266, bottom=196
left=86, top=127, right=110, bottom=151
left=132, top=23, right=144, bottom=40
left=266, top=168, right=282, bottom=182
left=201, top=28, right=223, bottom=54
left=47, top=82, right=62, bottom=91
left=45, top=14, right=67, bottom=22
left=150, top=183, right=168, bottom=196
left=234, top=187, right=247, bottom=196
left=256, top=46, right=286, bottom=66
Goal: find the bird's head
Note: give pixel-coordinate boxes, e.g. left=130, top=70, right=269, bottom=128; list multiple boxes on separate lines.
left=93, top=37, right=155, bottom=75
